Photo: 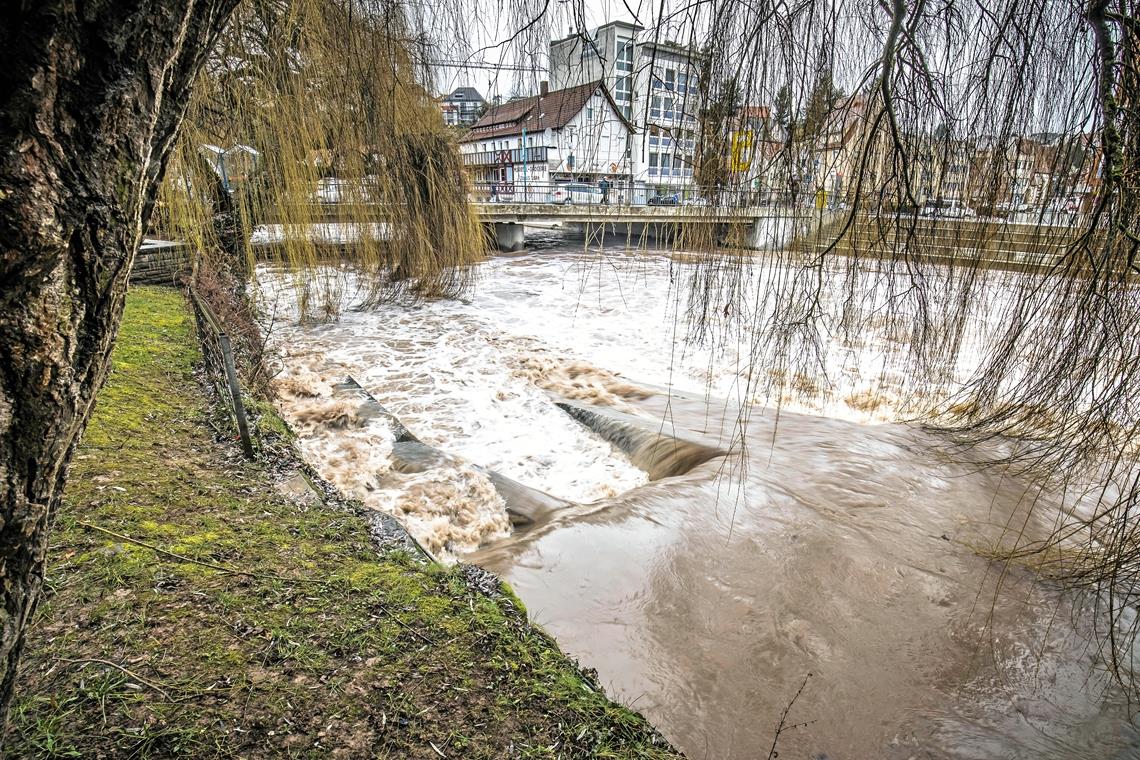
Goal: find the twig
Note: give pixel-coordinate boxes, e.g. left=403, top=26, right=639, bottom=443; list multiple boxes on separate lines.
left=60, top=658, right=174, bottom=701
left=76, top=520, right=280, bottom=581
left=767, top=672, right=813, bottom=760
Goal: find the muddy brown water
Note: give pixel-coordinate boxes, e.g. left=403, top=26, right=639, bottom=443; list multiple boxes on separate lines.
left=473, top=389, right=1139, bottom=758
left=266, top=237, right=1140, bottom=758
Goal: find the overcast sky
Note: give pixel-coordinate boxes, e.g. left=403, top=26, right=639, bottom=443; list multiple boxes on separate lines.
left=422, top=0, right=1097, bottom=137
left=427, top=0, right=663, bottom=100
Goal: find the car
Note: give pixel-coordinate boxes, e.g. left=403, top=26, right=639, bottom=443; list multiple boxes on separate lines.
left=682, top=196, right=710, bottom=207
left=918, top=199, right=975, bottom=219
left=551, top=183, right=603, bottom=205
left=647, top=192, right=680, bottom=206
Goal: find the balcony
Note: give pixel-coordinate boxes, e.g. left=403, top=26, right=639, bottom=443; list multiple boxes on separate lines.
left=462, top=146, right=550, bottom=167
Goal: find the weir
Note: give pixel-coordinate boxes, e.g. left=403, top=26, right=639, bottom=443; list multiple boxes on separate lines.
left=332, top=377, right=565, bottom=526
left=556, top=401, right=727, bottom=480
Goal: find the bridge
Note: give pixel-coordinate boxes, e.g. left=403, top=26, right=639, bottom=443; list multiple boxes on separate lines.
left=472, top=202, right=812, bottom=251
left=248, top=197, right=1090, bottom=268
left=255, top=198, right=818, bottom=252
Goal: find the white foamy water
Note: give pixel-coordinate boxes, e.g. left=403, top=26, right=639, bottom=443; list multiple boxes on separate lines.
left=260, top=260, right=668, bottom=556
left=259, top=242, right=1020, bottom=556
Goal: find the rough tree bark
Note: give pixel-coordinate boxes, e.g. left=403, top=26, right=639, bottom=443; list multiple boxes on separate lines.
left=0, top=0, right=240, bottom=730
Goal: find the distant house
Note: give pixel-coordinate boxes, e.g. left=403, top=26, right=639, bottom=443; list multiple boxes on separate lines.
left=727, top=105, right=783, bottom=198
left=811, top=95, right=870, bottom=204
left=459, top=80, right=633, bottom=194
left=440, top=87, right=487, bottom=128
left=199, top=144, right=260, bottom=190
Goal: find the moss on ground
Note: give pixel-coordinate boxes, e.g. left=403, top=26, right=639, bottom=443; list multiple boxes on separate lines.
left=8, top=287, right=682, bottom=759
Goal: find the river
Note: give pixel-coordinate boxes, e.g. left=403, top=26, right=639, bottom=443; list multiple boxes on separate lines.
left=261, top=231, right=1139, bottom=759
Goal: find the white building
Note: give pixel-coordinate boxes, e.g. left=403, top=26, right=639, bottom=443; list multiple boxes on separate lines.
left=548, top=21, right=704, bottom=191
left=460, top=80, right=632, bottom=198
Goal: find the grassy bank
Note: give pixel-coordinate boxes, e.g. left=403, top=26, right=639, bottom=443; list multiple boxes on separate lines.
left=8, top=287, right=682, bottom=759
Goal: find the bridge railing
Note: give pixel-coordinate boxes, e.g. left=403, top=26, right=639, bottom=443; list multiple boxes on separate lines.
left=470, top=181, right=795, bottom=208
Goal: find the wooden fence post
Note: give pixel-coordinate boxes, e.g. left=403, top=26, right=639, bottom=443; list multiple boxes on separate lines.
left=218, top=332, right=255, bottom=458
left=190, top=288, right=256, bottom=459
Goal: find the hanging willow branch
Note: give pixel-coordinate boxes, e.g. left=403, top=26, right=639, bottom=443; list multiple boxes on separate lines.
left=155, top=0, right=488, bottom=319
left=484, top=0, right=1140, bottom=690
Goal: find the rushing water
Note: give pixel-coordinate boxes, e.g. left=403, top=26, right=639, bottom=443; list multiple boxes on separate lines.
left=262, top=232, right=1139, bottom=759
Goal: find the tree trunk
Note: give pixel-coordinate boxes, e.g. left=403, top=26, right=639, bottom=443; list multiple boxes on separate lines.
left=0, top=0, right=239, bottom=732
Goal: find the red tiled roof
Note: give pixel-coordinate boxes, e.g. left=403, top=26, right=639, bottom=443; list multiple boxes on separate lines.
left=461, top=81, right=603, bottom=141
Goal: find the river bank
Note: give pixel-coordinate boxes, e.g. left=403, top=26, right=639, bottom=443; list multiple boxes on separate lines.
left=7, top=286, right=683, bottom=759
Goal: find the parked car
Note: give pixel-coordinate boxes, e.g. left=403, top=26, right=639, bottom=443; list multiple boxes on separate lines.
left=551, top=183, right=603, bottom=205
left=647, top=192, right=680, bottom=206
left=682, top=196, right=711, bottom=207
left=918, top=199, right=975, bottom=219
left=1046, top=197, right=1081, bottom=214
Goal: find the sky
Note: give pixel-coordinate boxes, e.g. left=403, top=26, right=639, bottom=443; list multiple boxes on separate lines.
left=427, top=0, right=655, bottom=100
left=422, top=0, right=1097, bottom=138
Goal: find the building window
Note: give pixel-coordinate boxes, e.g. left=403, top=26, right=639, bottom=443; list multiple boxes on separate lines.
left=649, top=152, right=659, bottom=176
left=665, top=69, right=676, bottom=91
left=617, top=40, right=633, bottom=73
left=650, top=96, right=662, bottom=119
left=615, top=75, right=631, bottom=104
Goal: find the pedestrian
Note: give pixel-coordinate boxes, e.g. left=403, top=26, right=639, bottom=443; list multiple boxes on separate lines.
left=599, top=177, right=611, bottom=205
left=490, top=184, right=498, bottom=203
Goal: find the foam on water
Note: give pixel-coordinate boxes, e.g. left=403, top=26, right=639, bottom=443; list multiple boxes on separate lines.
left=260, top=245, right=1017, bottom=556
left=263, top=269, right=655, bottom=556
left=261, top=244, right=1134, bottom=757
left=272, top=362, right=512, bottom=557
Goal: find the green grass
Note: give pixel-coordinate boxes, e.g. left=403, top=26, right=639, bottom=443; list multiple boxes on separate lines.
left=8, top=286, right=682, bottom=759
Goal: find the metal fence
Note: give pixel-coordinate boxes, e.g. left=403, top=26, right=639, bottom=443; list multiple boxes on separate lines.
left=189, top=288, right=255, bottom=459
left=468, top=181, right=790, bottom=208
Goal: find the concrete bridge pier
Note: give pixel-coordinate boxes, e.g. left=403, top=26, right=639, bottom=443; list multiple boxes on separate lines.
left=745, top=215, right=800, bottom=250
left=491, top=222, right=525, bottom=252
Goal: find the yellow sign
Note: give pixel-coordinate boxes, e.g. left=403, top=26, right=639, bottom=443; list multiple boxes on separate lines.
left=730, top=130, right=753, bottom=173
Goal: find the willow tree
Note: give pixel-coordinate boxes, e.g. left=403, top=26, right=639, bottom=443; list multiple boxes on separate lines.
left=0, top=0, right=484, bottom=731
left=3, top=0, right=1138, bottom=738
left=160, top=0, right=486, bottom=316
left=0, top=0, right=243, bottom=727
left=474, top=0, right=1139, bottom=687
